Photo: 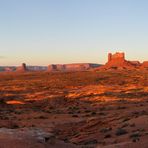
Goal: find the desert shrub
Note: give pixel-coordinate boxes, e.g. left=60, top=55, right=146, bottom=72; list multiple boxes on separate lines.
left=0, top=99, right=6, bottom=104
left=83, top=139, right=98, bottom=145
left=104, top=134, right=111, bottom=138
left=72, top=114, right=78, bottom=117
left=91, top=111, right=97, bottom=116
left=100, top=127, right=112, bottom=133
left=115, top=128, right=128, bottom=136
left=130, top=132, right=141, bottom=138
left=122, top=117, right=130, bottom=122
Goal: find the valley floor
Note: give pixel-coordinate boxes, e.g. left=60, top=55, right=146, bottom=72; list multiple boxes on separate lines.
left=0, top=70, right=147, bottom=148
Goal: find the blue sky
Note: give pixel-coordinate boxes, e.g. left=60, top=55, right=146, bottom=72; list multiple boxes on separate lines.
left=0, top=0, right=148, bottom=66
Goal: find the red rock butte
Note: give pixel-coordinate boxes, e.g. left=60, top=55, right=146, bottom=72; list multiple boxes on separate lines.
left=98, top=52, right=148, bottom=70
left=16, top=63, right=27, bottom=72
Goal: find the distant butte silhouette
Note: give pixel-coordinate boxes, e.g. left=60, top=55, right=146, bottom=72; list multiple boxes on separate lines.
left=16, top=63, right=27, bottom=72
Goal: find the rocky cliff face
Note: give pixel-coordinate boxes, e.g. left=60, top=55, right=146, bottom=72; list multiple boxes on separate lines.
left=102, top=52, right=135, bottom=69
left=48, top=63, right=100, bottom=72
left=98, top=52, right=147, bottom=70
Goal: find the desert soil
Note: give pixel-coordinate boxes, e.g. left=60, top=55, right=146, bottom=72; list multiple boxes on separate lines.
left=0, top=70, right=147, bottom=148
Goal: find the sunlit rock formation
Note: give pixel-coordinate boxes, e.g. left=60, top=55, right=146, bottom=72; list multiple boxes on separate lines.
left=98, top=52, right=142, bottom=70
left=48, top=63, right=100, bottom=72
left=141, top=61, right=148, bottom=69
left=16, top=63, right=27, bottom=72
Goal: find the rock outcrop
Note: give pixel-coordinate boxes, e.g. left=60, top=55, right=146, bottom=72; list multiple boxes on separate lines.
left=48, top=63, right=100, bottom=72
left=130, top=61, right=141, bottom=67
left=16, top=63, right=27, bottom=72
left=103, top=52, right=134, bottom=69
left=4, top=67, right=14, bottom=72
left=98, top=52, right=142, bottom=70
left=141, top=61, right=148, bottom=69
left=48, top=64, right=57, bottom=72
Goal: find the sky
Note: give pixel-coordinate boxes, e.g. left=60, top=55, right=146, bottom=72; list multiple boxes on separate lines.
left=0, top=0, right=148, bottom=66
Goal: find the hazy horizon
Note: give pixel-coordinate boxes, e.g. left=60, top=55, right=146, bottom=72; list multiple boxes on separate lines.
left=0, top=0, right=148, bottom=66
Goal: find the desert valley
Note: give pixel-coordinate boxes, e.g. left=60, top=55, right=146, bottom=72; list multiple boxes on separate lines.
left=0, top=52, right=147, bottom=148
left=1, top=0, right=148, bottom=147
